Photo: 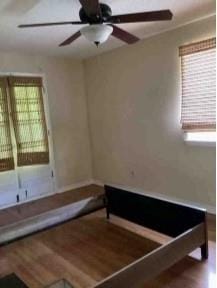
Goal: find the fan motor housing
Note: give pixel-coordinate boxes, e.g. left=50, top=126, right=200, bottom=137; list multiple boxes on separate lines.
left=79, top=3, right=112, bottom=23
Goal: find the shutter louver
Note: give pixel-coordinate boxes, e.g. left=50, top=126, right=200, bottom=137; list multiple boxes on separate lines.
left=0, top=78, right=14, bottom=172
left=179, top=38, right=216, bottom=132
left=8, top=76, right=49, bottom=166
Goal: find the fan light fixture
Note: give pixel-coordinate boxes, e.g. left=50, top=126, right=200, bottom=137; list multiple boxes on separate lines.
left=18, top=1, right=173, bottom=47
left=80, top=24, right=113, bottom=45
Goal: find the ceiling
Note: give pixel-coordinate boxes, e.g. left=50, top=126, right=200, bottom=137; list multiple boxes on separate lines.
left=0, top=0, right=215, bottom=59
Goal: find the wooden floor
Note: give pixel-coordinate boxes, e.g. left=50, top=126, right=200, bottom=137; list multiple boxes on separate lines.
left=0, top=185, right=104, bottom=227
left=0, top=186, right=215, bottom=288
left=0, top=210, right=160, bottom=287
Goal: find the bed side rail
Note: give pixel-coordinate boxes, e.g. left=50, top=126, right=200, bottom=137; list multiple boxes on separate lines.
left=94, top=223, right=206, bottom=288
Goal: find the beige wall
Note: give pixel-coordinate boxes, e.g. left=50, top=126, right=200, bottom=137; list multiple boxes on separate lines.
left=85, top=16, right=216, bottom=209
left=0, top=16, right=215, bottom=209
left=0, top=52, right=92, bottom=189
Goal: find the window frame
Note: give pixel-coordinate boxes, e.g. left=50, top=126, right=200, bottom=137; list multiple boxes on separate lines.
left=0, top=72, right=56, bottom=179
left=8, top=76, right=50, bottom=166
left=179, top=38, right=216, bottom=145
left=184, top=131, right=216, bottom=147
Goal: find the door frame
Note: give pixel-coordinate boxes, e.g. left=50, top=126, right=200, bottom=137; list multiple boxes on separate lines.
left=0, top=71, right=57, bottom=209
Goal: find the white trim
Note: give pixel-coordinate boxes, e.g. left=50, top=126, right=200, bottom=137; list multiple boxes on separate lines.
left=92, top=180, right=216, bottom=215
left=0, top=72, right=47, bottom=77
left=0, top=72, right=56, bottom=201
left=184, top=132, right=216, bottom=147
left=184, top=140, right=216, bottom=147
left=41, top=73, right=57, bottom=193
left=0, top=72, right=56, bottom=170
left=1, top=178, right=215, bottom=215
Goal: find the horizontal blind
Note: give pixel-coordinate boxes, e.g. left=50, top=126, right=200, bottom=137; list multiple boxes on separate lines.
left=179, top=38, right=216, bottom=131
left=8, top=76, right=49, bottom=166
left=0, top=78, right=14, bottom=172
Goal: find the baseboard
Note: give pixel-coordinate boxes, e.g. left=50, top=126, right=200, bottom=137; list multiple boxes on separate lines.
left=92, top=179, right=104, bottom=187
left=1, top=178, right=215, bottom=215
left=57, top=179, right=95, bottom=194
left=92, top=180, right=216, bottom=215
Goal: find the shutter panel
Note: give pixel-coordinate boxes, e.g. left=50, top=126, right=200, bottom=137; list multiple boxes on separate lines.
left=8, top=76, right=49, bottom=166
left=179, top=38, right=216, bottom=131
left=0, top=78, right=14, bottom=172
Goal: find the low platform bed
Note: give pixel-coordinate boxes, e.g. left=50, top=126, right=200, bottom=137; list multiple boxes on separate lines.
left=94, top=185, right=208, bottom=288
left=0, top=185, right=208, bottom=288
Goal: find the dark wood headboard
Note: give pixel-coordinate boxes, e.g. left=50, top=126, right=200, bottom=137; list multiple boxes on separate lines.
left=105, top=185, right=207, bottom=237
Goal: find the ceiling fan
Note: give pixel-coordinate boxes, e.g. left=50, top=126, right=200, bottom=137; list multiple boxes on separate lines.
left=18, top=0, right=173, bottom=47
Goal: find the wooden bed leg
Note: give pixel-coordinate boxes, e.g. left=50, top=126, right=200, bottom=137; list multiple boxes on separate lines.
left=201, top=212, right=209, bottom=260
left=104, top=196, right=110, bottom=220
left=201, top=243, right=208, bottom=260
left=106, top=207, right=110, bottom=220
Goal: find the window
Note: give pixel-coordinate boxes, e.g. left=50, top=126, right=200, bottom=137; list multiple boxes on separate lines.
left=9, top=77, right=49, bottom=166
left=179, top=38, right=216, bottom=142
left=0, top=76, right=49, bottom=172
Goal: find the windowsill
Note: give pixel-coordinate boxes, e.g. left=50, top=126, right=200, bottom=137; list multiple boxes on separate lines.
left=184, top=132, right=216, bottom=147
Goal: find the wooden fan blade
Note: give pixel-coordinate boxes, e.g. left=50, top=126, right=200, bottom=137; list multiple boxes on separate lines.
left=18, top=21, right=84, bottom=28
left=111, top=10, right=173, bottom=24
left=59, top=31, right=81, bottom=46
left=111, top=25, right=140, bottom=44
left=79, top=0, right=101, bottom=16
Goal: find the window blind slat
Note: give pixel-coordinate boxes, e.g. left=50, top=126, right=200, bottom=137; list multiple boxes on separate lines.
left=8, top=76, right=49, bottom=167
left=0, top=78, right=14, bottom=172
left=179, top=38, right=216, bottom=132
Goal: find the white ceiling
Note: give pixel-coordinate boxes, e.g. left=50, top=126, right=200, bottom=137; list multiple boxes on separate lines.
left=0, top=0, right=215, bottom=59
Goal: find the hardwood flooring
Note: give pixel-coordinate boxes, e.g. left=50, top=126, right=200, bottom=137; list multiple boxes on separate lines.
left=0, top=209, right=215, bottom=288
left=106, top=213, right=216, bottom=288
left=0, top=210, right=160, bottom=288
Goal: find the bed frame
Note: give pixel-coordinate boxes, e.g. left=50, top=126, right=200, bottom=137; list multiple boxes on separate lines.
left=94, top=185, right=208, bottom=288
left=1, top=185, right=208, bottom=288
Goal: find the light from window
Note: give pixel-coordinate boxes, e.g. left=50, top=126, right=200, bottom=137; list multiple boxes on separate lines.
left=9, top=76, right=49, bottom=167
left=184, top=132, right=216, bottom=143
left=0, top=76, right=49, bottom=172
left=179, top=38, right=216, bottom=142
